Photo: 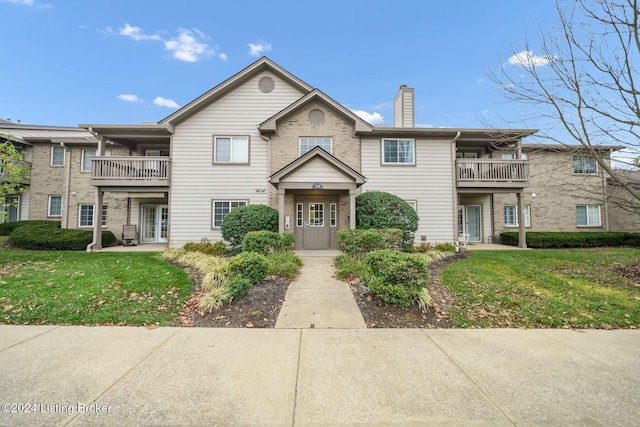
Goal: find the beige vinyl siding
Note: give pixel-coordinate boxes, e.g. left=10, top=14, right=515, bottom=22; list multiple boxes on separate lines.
left=283, top=158, right=352, bottom=183
left=361, top=137, right=455, bottom=244
left=169, top=72, right=307, bottom=247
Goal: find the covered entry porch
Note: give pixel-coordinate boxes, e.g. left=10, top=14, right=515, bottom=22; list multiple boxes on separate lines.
left=269, top=147, right=366, bottom=250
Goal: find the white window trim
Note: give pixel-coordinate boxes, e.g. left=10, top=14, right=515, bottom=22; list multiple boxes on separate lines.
left=211, top=200, right=248, bottom=228
left=329, top=203, right=337, bottom=227
left=213, top=136, right=250, bottom=164
left=0, top=196, right=20, bottom=224
left=51, top=146, right=65, bottom=166
left=78, top=204, right=108, bottom=228
left=573, top=155, right=598, bottom=175
left=382, top=138, right=415, bottom=165
left=504, top=205, right=531, bottom=227
left=576, top=205, right=602, bottom=227
left=48, top=195, right=63, bottom=217
left=296, top=203, right=303, bottom=227
left=81, top=149, right=110, bottom=172
left=299, top=137, right=332, bottom=156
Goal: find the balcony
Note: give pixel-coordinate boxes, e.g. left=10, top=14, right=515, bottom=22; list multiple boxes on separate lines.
left=456, top=159, right=529, bottom=188
left=90, top=156, right=170, bottom=188
left=0, top=160, right=31, bottom=185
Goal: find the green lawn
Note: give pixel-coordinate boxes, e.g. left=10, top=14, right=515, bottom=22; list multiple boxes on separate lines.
left=441, top=248, right=640, bottom=329
left=0, top=249, right=192, bottom=326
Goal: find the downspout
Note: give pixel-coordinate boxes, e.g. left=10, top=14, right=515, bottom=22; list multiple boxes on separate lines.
left=60, top=142, right=72, bottom=230
left=450, top=131, right=461, bottom=244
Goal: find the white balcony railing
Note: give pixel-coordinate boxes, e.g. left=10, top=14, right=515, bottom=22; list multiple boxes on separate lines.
left=90, top=156, right=170, bottom=186
left=456, top=159, right=529, bottom=184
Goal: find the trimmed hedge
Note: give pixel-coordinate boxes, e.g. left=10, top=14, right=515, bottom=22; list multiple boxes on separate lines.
left=362, top=249, right=429, bottom=307
left=242, top=231, right=294, bottom=255
left=356, top=191, right=419, bottom=248
left=500, top=231, right=640, bottom=248
left=227, top=252, right=269, bottom=285
left=0, top=220, right=54, bottom=236
left=221, top=204, right=279, bottom=248
left=9, top=221, right=116, bottom=250
left=337, top=228, right=404, bottom=255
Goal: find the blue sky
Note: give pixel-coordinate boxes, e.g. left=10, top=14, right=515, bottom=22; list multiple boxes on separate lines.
left=2, top=0, right=558, bottom=130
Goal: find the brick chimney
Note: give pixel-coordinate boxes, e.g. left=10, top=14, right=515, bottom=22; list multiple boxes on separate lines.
left=393, top=85, right=414, bottom=128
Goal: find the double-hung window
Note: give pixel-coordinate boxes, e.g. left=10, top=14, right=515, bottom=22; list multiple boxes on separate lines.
left=573, top=155, right=597, bottom=174
left=81, top=149, right=110, bottom=172
left=299, top=137, right=332, bottom=156
left=0, top=196, right=19, bottom=223
left=48, top=195, right=62, bottom=217
left=504, top=205, right=531, bottom=227
left=51, top=146, right=65, bottom=166
left=212, top=200, right=247, bottom=227
left=382, top=139, right=414, bottom=164
left=214, top=136, right=249, bottom=164
left=78, top=204, right=108, bottom=227
left=576, top=205, right=601, bottom=226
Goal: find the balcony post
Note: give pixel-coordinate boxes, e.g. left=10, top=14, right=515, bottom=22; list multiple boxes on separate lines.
left=517, top=191, right=527, bottom=248
left=278, top=188, right=285, bottom=233
left=92, top=188, right=104, bottom=250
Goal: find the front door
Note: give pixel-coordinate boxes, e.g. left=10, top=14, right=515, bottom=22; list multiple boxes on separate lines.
left=458, top=205, right=482, bottom=242
left=141, top=205, right=168, bottom=243
left=296, top=197, right=337, bottom=249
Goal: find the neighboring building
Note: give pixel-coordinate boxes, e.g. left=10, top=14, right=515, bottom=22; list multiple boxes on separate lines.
left=3, top=57, right=636, bottom=249
left=607, top=170, right=640, bottom=233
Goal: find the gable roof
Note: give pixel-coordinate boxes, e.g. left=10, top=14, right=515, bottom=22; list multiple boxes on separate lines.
left=270, top=146, right=366, bottom=186
left=259, top=89, right=373, bottom=134
left=159, top=57, right=314, bottom=126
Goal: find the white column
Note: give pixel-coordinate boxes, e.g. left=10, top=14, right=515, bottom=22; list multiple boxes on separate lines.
left=517, top=191, right=527, bottom=248
left=278, top=188, right=285, bottom=233
left=349, top=189, right=356, bottom=229
left=93, top=189, right=104, bottom=250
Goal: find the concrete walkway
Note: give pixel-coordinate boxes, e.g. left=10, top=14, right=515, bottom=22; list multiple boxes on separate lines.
left=276, top=253, right=365, bottom=329
left=1, top=326, right=638, bottom=426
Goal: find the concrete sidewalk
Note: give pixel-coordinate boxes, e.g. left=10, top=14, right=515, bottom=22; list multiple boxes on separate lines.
left=1, top=326, right=639, bottom=426
left=275, top=255, right=366, bottom=329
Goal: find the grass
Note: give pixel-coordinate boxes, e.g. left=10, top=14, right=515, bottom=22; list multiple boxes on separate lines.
left=0, top=249, right=192, bottom=326
left=441, top=248, right=640, bottom=329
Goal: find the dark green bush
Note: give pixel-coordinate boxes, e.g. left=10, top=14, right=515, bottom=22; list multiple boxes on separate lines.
left=337, top=228, right=406, bottom=255
left=500, top=231, right=640, bottom=248
left=242, top=231, right=294, bottom=255
left=356, top=191, right=419, bottom=248
left=183, top=238, right=227, bottom=256
left=9, top=221, right=116, bottom=250
left=227, top=251, right=269, bottom=285
left=363, top=249, right=429, bottom=307
left=0, top=220, right=57, bottom=236
left=224, top=277, right=253, bottom=304
left=221, top=204, right=279, bottom=248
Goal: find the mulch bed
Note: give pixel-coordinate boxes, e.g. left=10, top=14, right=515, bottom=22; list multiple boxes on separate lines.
left=178, top=252, right=471, bottom=328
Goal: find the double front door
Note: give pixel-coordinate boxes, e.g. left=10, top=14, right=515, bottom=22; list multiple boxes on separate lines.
left=141, top=205, right=168, bottom=243
left=295, top=197, right=338, bottom=250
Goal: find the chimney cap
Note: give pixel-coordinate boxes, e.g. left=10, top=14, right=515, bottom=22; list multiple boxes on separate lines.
left=399, top=84, right=408, bottom=89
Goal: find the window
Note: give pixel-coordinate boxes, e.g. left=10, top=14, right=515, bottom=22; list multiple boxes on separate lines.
left=51, top=146, right=65, bottom=166
left=330, top=203, right=337, bottom=227
left=214, top=136, right=249, bottom=164
left=0, top=196, right=19, bottom=223
left=296, top=203, right=303, bottom=227
left=300, top=137, right=332, bottom=156
left=504, top=205, right=531, bottom=227
left=48, top=195, right=62, bottom=217
left=81, top=149, right=110, bottom=172
left=212, top=200, right=247, bottom=227
left=309, top=203, right=324, bottom=227
left=383, top=139, right=414, bottom=164
left=501, top=153, right=516, bottom=160
left=78, top=205, right=108, bottom=227
left=573, top=155, right=597, bottom=174
left=576, top=205, right=601, bottom=227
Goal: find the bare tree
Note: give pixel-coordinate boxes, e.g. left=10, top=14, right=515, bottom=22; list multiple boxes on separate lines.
left=491, top=0, right=640, bottom=205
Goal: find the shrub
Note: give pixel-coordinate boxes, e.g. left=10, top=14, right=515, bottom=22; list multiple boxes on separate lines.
left=183, top=238, right=227, bottom=256
left=434, top=242, right=457, bottom=252
left=242, top=231, right=294, bottom=255
left=500, top=231, right=640, bottom=248
left=338, top=229, right=386, bottom=255
left=363, top=249, right=429, bottom=307
left=411, top=243, right=433, bottom=253
left=266, top=252, right=303, bottom=279
left=355, top=191, right=419, bottom=248
left=227, top=252, right=269, bottom=285
left=221, top=204, right=278, bottom=248
left=224, top=277, right=253, bottom=304
left=0, top=220, right=55, bottom=236
left=334, top=253, right=369, bottom=281
left=9, top=221, right=116, bottom=250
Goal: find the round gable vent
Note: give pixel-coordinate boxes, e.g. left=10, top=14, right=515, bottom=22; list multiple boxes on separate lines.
left=308, top=109, right=325, bottom=124
left=258, top=76, right=275, bottom=93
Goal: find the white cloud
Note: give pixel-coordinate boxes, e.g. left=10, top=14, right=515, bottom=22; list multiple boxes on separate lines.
left=218, top=53, right=228, bottom=61
left=2, top=0, right=34, bottom=5
left=119, top=23, right=162, bottom=41
left=351, top=110, right=384, bottom=125
left=248, top=41, right=272, bottom=57
left=507, top=50, right=556, bottom=67
left=117, top=94, right=141, bottom=103
left=153, top=96, right=180, bottom=109
left=164, top=29, right=213, bottom=62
